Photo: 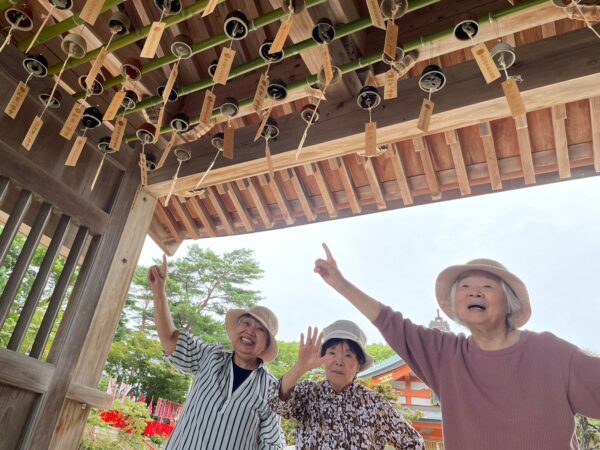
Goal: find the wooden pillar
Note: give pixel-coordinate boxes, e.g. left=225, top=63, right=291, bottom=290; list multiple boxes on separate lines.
left=48, top=187, right=157, bottom=449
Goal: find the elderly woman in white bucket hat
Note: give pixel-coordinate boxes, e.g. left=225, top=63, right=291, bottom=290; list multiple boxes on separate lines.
left=314, top=244, right=600, bottom=450
left=268, top=319, right=425, bottom=449
left=147, top=255, right=284, bottom=449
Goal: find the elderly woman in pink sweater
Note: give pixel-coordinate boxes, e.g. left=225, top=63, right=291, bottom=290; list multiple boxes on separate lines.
left=314, top=244, right=600, bottom=450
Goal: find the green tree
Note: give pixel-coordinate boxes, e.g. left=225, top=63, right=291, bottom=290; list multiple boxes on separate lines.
left=365, top=343, right=395, bottom=364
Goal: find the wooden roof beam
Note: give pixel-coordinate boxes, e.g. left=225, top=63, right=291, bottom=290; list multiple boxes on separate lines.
left=591, top=97, right=600, bottom=173
left=223, top=183, right=254, bottom=233
left=386, top=144, right=413, bottom=206
left=357, top=156, right=386, bottom=210
left=257, top=174, right=295, bottom=226
left=514, top=115, right=537, bottom=185
left=328, top=157, right=362, bottom=214
left=206, top=187, right=235, bottom=235
left=413, top=137, right=441, bottom=201
left=241, top=179, right=274, bottom=229
left=444, top=130, right=471, bottom=196
left=170, top=197, right=201, bottom=239
left=154, top=202, right=184, bottom=242
left=186, top=197, right=217, bottom=237
left=286, top=168, right=316, bottom=222
left=309, top=162, right=338, bottom=218
left=479, top=122, right=502, bottom=191
left=551, top=104, right=571, bottom=179
left=147, top=28, right=600, bottom=195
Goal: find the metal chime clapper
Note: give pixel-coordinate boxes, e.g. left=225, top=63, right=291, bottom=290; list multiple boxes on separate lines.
left=253, top=39, right=284, bottom=114
left=85, top=11, right=130, bottom=94
left=191, top=132, right=225, bottom=194
left=137, top=123, right=158, bottom=187
left=59, top=71, right=104, bottom=141
left=490, top=41, right=525, bottom=118
left=254, top=78, right=287, bottom=142
left=141, top=0, right=182, bottom=58
left=164, top=147, right=192, bottom=206
left=65, top=106, right=102, bottom=167
left=261, top=117, right=280, bottom=183
left=221, top=97, right=239, bottom=160
left=91, top=136, right=116, bottom=190
left=25, top=0, right=73, bottom=54
left=22, top=32, right=86, bottom=150
left=270, top=0, right=306, bottom=55
left=157, top=112, right=189, bottom=169
left=417, top=59, right=446, bottom=132
left=357, top=85, right=381, bottom=157
left=4, top=54, right=48, bottom=119
left=295, top=64, right=341, bottom=161
left=380, top=0, right=408, bottom=100
left=1, top=3, right=34, bottom=53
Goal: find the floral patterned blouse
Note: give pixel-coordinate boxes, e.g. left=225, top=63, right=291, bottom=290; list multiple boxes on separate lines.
left=268, top=380, right=425, bottom=450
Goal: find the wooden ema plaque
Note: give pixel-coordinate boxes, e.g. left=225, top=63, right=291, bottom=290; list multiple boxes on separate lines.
left=365, top=122, right=377, bottom=157
left=383, top=21, right=399, bottom=62
left=270, top=15, right=293, bottom=54
left=141, top=22, right=166, bottom=58
left=157, top=134, right=177, bottom=169
left=79, top=0, right=104, bottom=25
left=202, top=0, right=219, bottom=17
left=60, top=103, right=85, bottom=140
left=366, top=0, right=386, bottom=30
left=65, top=135, right=87, bottom=166
left=139, top=153, right=148, bottom=186
left=224, top=124, right=234, bottom=159
left=4, top=81, right=29, bottom=119
left=22, top=116, right=43, bottom=150
left=110, top=117, right=127, bottom=151
left=85, top=48, right=108, bottom=91
left=162, top=65, right=179, bottom=104
left=384, top=70, right=397, bottom=100
left=252, top=73, right=269, bottom=112
left=502, top=78, right=526, bottom=118
left=471, top=43, right=501, bottom=84
left=254, top=110, right=271, bottom=142
left=199, top=90, right=216, bottom=126
left=104, top=90, right=126, bottom=121
left=321, top=44, right=334, bottom=85
left=213, top=47, right=236, bottom=85
left=417, top=98, right=434, bottom=132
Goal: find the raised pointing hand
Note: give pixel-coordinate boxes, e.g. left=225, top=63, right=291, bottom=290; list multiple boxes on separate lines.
left=314, top=243, right=343, bottom=288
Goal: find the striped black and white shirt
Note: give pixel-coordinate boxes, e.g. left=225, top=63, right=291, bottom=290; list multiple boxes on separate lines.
left=164, top=331, right=285, bottom=450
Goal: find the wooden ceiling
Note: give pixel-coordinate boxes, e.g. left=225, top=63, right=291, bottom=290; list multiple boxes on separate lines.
left=1, top=0, right=599, bottom=254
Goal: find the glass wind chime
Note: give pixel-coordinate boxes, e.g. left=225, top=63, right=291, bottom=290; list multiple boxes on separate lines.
left=164, top=148, right=192, bottom=206
left=64, top=106, right=103, bottom=167
left=1, top=3, right=34, bottom=53
left=380, top=0, right=408, bottom=101
left=157, top=112, right=190, bottom=169
left=140, top=0, right=182, bottom=58
left=4, top=54, right=48, bottom=120
left=25, top=0, right=73, bottom=54
left=136, top=123, right=158, bottom=187
left=91, top=136, right=116, bottom=190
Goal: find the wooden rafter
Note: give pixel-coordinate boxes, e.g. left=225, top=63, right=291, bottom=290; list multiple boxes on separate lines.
left=358, top=156, right=386, bottom=210
left=154, top=202, right=183, bottom=242
left=286, top=168, right=316, bottom=222
left=444, top=130, right=471, bottom=196
left=328, top=157, right=362, bottom=214
left=170, top=197, right=201, bottom=240
left=551, top=104, right=571, bottom=179
left=591, top=97, right=600, bottom=173
left=206, top=187, right=235, bottom=235
left=413, top=137, right=441, bottom=200
left=243, top=179, right=274, bottom=229
left=514, top=115, right=536, bottom=185
left=257, top=174, right=295, bottom=226
left=386, top=144, right=413, bottom=206
left=223, top=182, right=254, bottom=233
left=478, top=122, right=502, bottom=191
left=310, top=163, right=338, bottom=218
left=186, top=197, right=217, bottom=237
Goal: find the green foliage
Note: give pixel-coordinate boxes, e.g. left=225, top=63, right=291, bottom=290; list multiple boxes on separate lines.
left=577, top=416, right=600, bottom=450
left=365, top=343, right=396, bottom=364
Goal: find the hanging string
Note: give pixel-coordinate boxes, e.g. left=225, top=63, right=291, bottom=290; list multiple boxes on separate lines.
left=573, top=0, right=600, bottom=40
left=25, top=4, right=55, bottom=53
left=368, top=106, right=373, bottom=123
left=264, top=134, right=275, bottom=182
left=428, top=88, right=433, bottom=101
left=24, top=71, right=35, bottom=86
left=295, top=83, right=328, bottom=161
left=41, top=55, right=70, bottom=118
left=0, top=14, right=24, bottom=53
left=193, top=148, right=221, bottom=191
left=91, top=152, right=106, bottom=190
left=164, top=159, right=183, bottom=206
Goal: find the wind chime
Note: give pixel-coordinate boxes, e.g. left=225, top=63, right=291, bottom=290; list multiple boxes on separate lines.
left=140, top=0, right=182, bottom=58
left=268, top=0, right=305, bottom=56
left=154, top=81, right=179, bottom=142
left=64, top=106, right=103, bottom=167
left=261, top=117, right=280, bottom=183
left=22, top=32, right=86, bottom=150
left=156, top=112, right=190, bottom=169
left=84, top=11, right=130, bottom=94
left=294, top=18, right=339, bottom=160
left=490, top=41, right=526, bottom=118
left=380, top=0, right=408, bottom=101
left=164, top=148, right=192, bottom=206
left=4, top=54, right=48, bottom=119
left=90, top=136, right=116, bottom=190
left=254, top=78, right=287, bottom=143
left=252, top=39, right=284, bottom=115
left=104, top=57, right=143, bottom=151
left=199, top=11, right=249, bottom=132
left=190, top=132, right=225, bottom=195
left=137, top=123, right=158, bottom=187
left=1, top=3, right=34, bottom=53
left=357, top=84, right=382, bottom=157
left=417, top=61, right=446, bottom=133
left=25, top=0, right=73, bottom=54
left=220, top=97, right=239, bottom=160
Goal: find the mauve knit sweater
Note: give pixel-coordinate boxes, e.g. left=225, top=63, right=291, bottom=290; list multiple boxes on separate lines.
left=373, top=305, right=600, bottom=450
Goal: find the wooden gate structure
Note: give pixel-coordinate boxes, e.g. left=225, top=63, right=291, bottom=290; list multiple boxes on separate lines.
left=0, top=0, right=599, bottom=448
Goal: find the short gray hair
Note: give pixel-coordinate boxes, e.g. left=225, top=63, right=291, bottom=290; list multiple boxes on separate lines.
left=450, top=273, right=522, bottom=331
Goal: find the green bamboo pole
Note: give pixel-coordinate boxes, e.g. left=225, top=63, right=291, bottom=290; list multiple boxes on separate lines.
left=73, top=0, right=329, bottom=99
left=45, top=0, right=226, bottom=76
left=17, top=0, right=125, bottom=52
left=123, top=0, right=441, bottom=115
left=123, top=0, right=550, bottom=143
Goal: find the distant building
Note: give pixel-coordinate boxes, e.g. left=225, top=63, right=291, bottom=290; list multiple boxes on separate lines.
left=359, top=311, right=451, bottom=449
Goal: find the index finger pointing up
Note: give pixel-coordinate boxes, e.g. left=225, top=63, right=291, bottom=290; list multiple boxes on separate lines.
left=322, top=243, right=334, bottom=262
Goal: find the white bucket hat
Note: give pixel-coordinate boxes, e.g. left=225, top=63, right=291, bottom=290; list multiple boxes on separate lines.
left=322, top=320, right=374, bottom=371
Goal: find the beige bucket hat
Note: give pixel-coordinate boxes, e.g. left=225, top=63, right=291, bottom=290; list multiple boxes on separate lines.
left=322, top=320, right=374, bottom=371
left=435, top=258, right=531, bottom=328
left=225, top=305, right=279, bottom=363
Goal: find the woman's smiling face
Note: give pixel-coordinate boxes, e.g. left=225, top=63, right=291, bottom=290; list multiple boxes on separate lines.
left=454, top=271, right=509, bottom=331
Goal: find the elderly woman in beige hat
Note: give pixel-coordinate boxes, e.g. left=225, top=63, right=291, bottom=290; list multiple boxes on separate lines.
left=147, top=256, right=284, bottom=450
left=268, top=319, right=425, bottom=449
left=314, top=244, right=600, bottom=450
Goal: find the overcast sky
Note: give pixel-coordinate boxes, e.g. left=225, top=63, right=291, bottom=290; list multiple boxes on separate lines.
left=139, top=175, right=600, bottom=354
